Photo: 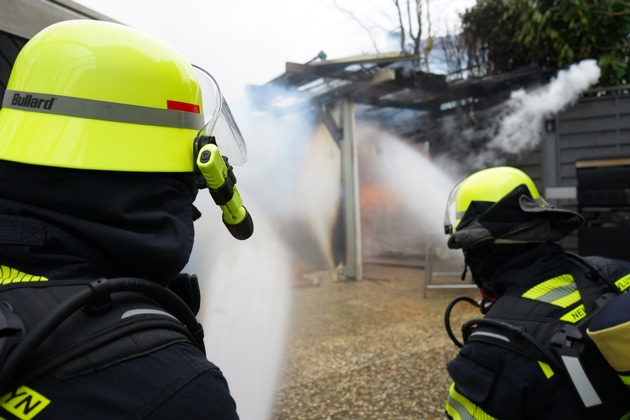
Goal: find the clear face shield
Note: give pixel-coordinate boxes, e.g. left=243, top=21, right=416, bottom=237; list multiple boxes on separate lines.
left=192, top=65, right=254, bottom=240
left=443, top=178, right=552, bottom=236
left=193, top=65, right=247, bottom=166
left=444, top=180, right=463, bottom=235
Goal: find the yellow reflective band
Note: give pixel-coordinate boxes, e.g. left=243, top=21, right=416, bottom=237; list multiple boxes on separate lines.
left=0, top=266, right=47, bottom=285
left=0, top=386, right=50, bottom=420
left=615, top=274, right=630, bottom=292
left=620, top=374, right=630, bottom=386
left=522, top=274, right=579, bottom=308
left=551, top=289, right=582, bottom=309
left=445, top=382, right=497, bottom=420
left=538, top=360, right=555, bottom=379
left=560, top=304, right=587, bottom=323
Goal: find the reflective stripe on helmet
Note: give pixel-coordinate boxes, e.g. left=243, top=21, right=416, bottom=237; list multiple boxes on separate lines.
left=2, top=90, right=205, bottom=130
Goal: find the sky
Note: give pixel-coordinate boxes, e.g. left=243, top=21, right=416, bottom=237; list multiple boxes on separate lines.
left=75, top=0, right=477, bottom=100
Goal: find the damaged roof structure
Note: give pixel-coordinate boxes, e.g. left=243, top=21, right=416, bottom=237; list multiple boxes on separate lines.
left=247, top=53, right=557, bottom=279
left=247, top=52, right=555, bottom=157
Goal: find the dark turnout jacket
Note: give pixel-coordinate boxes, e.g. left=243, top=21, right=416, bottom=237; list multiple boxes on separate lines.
left=445, top=243, right=630, bottom=420
left=0, top=160, right=239, bottom=419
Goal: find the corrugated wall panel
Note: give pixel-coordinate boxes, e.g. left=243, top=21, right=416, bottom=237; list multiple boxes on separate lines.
left=562, top=131, right=629, bottom=148
left=550, top=90, right=630, bottom=254
left=561, top=96, right=630, bottom=119
left=559, top=116, right=622, bottom=135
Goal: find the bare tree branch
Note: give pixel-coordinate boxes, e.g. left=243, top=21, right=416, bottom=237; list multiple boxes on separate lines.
left=330, top=0, right=383, bottom=53
left=424, top=0, right=432, bottom=70
left=328, top=0, right=440, bottom=70
left=393, top=0, right=407, bottom=53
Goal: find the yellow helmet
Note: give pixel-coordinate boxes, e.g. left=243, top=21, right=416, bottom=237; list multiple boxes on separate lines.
left=0, top=20, right=245, bottom=172
left=445, top=166, right=583, bottom=250
left=445, top=166, right=546, bottom=234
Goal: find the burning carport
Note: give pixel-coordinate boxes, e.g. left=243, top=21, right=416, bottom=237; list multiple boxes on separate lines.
left=247, top=52, right=567, bottom=280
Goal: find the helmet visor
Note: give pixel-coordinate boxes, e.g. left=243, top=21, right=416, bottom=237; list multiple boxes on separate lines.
left=444, top=180, right=463, bottom=235
left=443, top=178, right=552, bottom=235
left=193, top=65, right=247, bottom=165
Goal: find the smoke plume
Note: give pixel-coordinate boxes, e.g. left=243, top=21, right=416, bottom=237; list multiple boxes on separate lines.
left=472, top=59, right=601, bottom=168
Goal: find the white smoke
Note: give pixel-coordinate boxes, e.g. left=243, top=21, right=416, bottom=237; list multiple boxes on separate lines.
left=190, top=200, right=292, bottom=420
left=187, top=86, right=337, bottom=420
left=472, top=59, right=601, bottom=168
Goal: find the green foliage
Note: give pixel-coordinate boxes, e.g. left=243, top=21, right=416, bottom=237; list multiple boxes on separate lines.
left=461, top=0, right=536, bottom=75
left=461, top=0, right=630, bottom=86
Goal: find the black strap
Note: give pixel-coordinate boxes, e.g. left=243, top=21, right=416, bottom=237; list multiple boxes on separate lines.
left=14, top=318, right=192, bottom=389
left=0, top=277, right=205, bottom=393
left=566, top=253, right=619, bottom=333
left=464, top=315, right=565, bottom=371
left=465, top=305, right=606, bottom=412
left=461, top=253, right=630, bottom=415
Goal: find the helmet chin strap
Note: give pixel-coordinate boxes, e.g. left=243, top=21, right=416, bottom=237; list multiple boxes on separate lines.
left=460, top=263, right=468, bottom=281
left=463, top=248, right=498, bottom=301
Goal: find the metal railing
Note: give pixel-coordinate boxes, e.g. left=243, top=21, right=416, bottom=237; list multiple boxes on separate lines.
left=423, top=235, right=476, bottom=298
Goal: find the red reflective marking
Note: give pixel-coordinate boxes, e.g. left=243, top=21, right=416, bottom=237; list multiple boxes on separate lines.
left=167, top=100, right=200, bottom=113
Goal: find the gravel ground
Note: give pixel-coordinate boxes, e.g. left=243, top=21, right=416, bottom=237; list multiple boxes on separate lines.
left=269, top=262, right=479, bottom=420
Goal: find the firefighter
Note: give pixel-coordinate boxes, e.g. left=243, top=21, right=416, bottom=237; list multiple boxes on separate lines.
left=442, top=166, right=630, bottom=419
left=0, top=20, right=243, bottom=419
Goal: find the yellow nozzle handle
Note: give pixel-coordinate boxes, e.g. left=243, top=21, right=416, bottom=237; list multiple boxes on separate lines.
left=196, top=144, right=253, bottom=240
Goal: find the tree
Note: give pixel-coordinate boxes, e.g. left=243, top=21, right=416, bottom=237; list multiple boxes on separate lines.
left=461, top=0, right=630, bottom=86
left=393, top=0, right=424, bottom=60
left=331, top=0, right=433, bottom=70
left=460, top=0, right=535, bottom=75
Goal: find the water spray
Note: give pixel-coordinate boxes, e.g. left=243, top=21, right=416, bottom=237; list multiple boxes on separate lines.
left=195, top=136, right=254, bottom=240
